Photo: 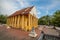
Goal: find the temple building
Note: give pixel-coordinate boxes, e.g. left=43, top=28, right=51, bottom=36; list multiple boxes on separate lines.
left=7, top=6, right=38, bottom=31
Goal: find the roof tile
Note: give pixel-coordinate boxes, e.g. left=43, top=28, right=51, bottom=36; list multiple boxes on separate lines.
left=8, top=6, right=34, bottom=17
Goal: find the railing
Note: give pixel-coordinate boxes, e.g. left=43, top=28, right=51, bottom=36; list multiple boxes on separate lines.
left=38, top=33, right=44, bottom=40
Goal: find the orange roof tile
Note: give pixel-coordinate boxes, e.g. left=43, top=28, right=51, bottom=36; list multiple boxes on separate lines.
left=8, top=6, right=34, bottom=17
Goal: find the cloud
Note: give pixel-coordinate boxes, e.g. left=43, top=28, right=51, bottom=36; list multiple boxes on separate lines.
left=16, top=0, right=30, bottom=8
left=0, top=0, right=19, bottom=15
left=37, top=12, right=41, bottom=18
left=47, top=0, right=60, bottom=10
left=1, top=2, right=13, bottom=10
left=0, top=0, right=60, bottom=18
left=39, top=0, right=60, bottom=10
left=37, top=10, right=41, bottom=15
left=0, top=0, right=31, bottom=15
left=37, top=9, right=42, bottom=18
left=39, top=0, right=60, bottom=15
left=46, top=10, right=49, bottom=14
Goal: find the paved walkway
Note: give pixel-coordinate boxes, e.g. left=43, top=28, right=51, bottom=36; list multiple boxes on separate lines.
left=0, top=25, right=41, bottom=40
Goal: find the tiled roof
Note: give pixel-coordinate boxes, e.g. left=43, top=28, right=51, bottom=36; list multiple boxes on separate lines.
left=39, top=25, right=60, bottom=37
left=43, top=27, right=60, bottom=37
left=8, top=6, right=34, bottom=17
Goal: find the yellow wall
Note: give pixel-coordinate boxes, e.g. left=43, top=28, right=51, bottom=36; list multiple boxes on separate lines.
left=7, top=14, right=38, bottom=31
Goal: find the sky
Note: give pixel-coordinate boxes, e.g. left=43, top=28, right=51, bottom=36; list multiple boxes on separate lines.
left=0, top=0, right=60, bottom=18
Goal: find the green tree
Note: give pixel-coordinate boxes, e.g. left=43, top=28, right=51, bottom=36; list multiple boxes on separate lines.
left=38, top=10, right=60, bottom=27
left=52, top=10, right=60, bottom=27
left=38, top=15, right=50, bottom=25
left=0, top=14, right=7, bottom=24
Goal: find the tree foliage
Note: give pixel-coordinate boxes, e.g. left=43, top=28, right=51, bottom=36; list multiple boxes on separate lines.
left=38, top=15, right=50, bottom=25
left=38, top=10, right=60, bottom=27
left=0, top=14, right=7, bottom=24
left=52, top=10, right=60, bottom=27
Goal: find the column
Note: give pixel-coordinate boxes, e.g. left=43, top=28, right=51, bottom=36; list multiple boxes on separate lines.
left=26, top=16, right=29, bottom=31
left=24, top=15, right=25, bottom=30
left=16, top=16, right=18, bottom=28
left=21, top=15, right=24, bottom=30
left=17, top=15, right=20, bottom=28
left=34, top=17, right=36, bottom=28
left=14, top=16, right=16, bottom=28
left=11, top=17, right=13, bottom=27
left=31, top=15, right=34, bottom=30
left=24, top=15, right=27, bottom=31
left=13, top=16, right=14, bottom=27
left=8, top=18, right=10, bottom=26
left=23, top=15, right=24, bottom=30
left=29, top=14, right=30, bottom=26
left=7, top=18, right=9, bottom=26
left=13, top=16, right=15, bottom=27
left=12, top=16, right=14, bottom=27
left=21, top=15, right=23, bottom=29
left=20, top=15, right=22, bottom=28
left=37, top=18, right=38, bottom=27
left=35, top=17, right=36, bottom=28
left=33, top=17, right=34, bottom=27
left=11, top=17, right=13, bottom=26
left=28, top=14, right=31, bottom=31
left=10, top=17, right=11, bottom=26
left=19, top=15, right=21, bottom=28
left=30, top=15, right=32, bottom=28
left=12, top=17, right=13, bottom=27
left=35, top=17, right=36, bottom=27
left=26, top=16, right=27, bottom=31
left=15, top=16, right=17, bottom=28
left=7, top=18, right=8, bottom=25
left=35, top=18, right=36, bottom=27
left=36, top=18, right=38, bottom=28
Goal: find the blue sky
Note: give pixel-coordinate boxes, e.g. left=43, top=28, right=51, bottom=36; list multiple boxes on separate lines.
left=0, top=0, right=60, bottom=18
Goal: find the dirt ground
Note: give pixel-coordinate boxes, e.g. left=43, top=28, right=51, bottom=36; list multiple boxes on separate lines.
left=0, top=25, right=41, bottom=40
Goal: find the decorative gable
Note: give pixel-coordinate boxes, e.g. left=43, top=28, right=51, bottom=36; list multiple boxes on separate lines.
left=30, top=7, right=37, bottom=17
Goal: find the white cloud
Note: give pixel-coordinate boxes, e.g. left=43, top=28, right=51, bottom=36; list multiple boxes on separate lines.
left=16, top=0, right=30, bottom=8
left=47, top=0, right=60, bottom=10
left=0, top=0, right=31, bottom=15
left=37, top=13, right=41, bottom=18
left=46, top=10, right=49, bottom=15
left=39, top=7, right=46, bottom=10
left=0, top=0, right=60, bottom=18
left=37, top=11, right=41, bottom=15
left=0, top=0, right=19, bottom=15
left=37, top=10, right=42, bottom=18
left=1, top=2, right=13, bottom=10
left=39, top=1, right=59, bottom=10
left=39, top=0, right=60, bottom=15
